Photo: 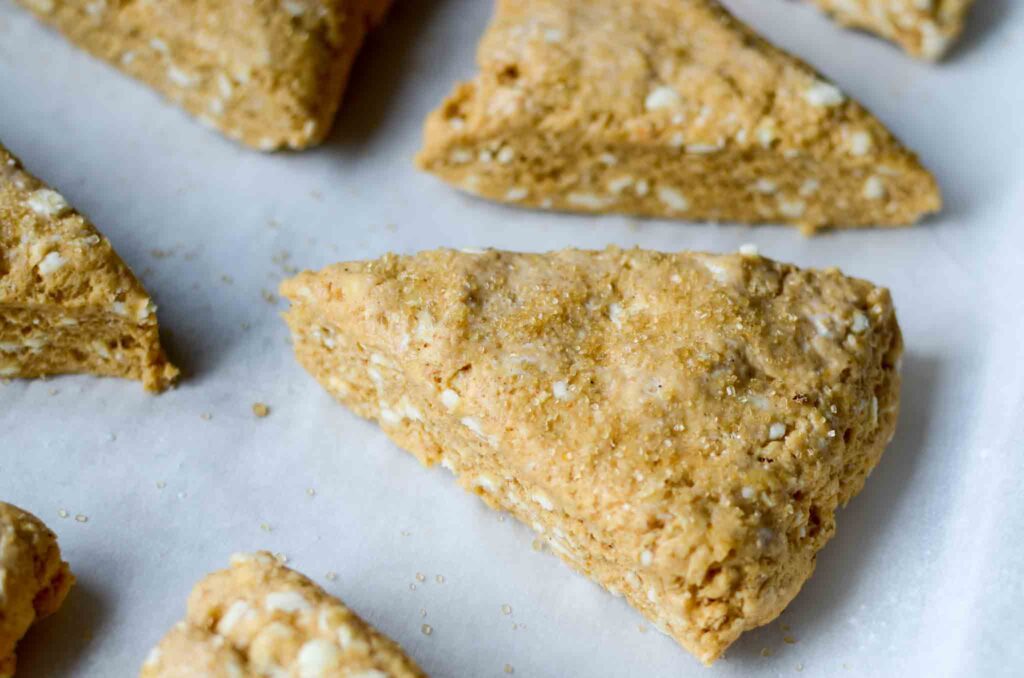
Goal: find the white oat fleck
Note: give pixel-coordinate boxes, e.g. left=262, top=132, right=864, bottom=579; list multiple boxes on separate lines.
left=778, top=199, right=807, bottom=219
left=803, top=80, right=845, bottom=107
left=505, top=187, right=529, bottom=201
left=552, top=380, right=570, bottom=400
left=644, top=85, right=681, bottom=111
left=567, top=192, right=616, bottom=210
left=37, top=251, right=66, bottom=275
left=27, top=189, right=70, bottom=217
left=441, top=389, right=460, bottom=410
left=656, top=186, right=689, bottom=212
left=768, top=422, right=787, bottom=440
left=863, top=176, right=886, bottom=200
left=849, top=130, right=873, bottom=156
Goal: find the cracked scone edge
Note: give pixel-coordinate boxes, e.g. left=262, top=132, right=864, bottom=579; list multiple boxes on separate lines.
left=0, top=502, right=75, bottom=678
left=808, top=0, right=976, bottom=60
left=280, top=247, right=903, bottom=664
left=140, top=552, right=426, bottom=678
left=14, top=0, right=393, bottom=151
left=416, top=0, right=941, bottom=231
left=0, top=143, right=178, bottom=391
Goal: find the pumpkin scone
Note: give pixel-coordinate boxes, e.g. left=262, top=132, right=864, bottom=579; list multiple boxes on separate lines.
left=0, top=502, right=75, bottom=678
left=140, top=552, right=425, bottom=678
left=281, top=247, right=903, bottom=664
left=0, top=143, right=178, bottom=392
left=806, top=0, right=975, bottom=60
left=14, top=0, right=393, bottom=151
left=416, top=0, right=940, bottom=233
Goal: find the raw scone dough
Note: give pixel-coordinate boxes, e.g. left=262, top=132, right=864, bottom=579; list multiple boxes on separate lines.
left=0, top=143, right=178, bottom=391
left=140, top=552, right=426, bottom=677
left=807, top=0, right=975, bottom=60
left=281, top=247, right=903, bottom=664
left=0, top=502, right=75, bottom=678
left=14, top=0, right=393, bottom=151
left=416, top=0, right=941, bottom=232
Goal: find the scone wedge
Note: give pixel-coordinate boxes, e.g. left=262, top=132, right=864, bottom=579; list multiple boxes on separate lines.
left=0, top=143, right=178, bottom=391
left=807, top=0, right=975, bottom=60
left=416, top=0, right=940, bottom=232
left=281, top=247, right=903, bottom=664
left=0, top=502, right=75, bottom=678
left=15, top=0, right=393, bottom=151
left=140, top=552, right=425, bottom=678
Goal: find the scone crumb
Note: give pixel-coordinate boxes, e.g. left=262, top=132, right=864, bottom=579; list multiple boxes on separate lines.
left=252, top=402, right=270, bottom=418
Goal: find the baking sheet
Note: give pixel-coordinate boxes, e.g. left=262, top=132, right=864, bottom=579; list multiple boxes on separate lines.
left=1, top=1, right=1022, bottom=676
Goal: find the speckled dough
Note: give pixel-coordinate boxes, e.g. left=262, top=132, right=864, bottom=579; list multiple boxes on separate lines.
left=281, top=247, right=903, bottom=664
left=0, top=143, right=178, bottom=392
left=0, top=502, right=74, bottom=678
left=807, top=0, right=975, bottom=59
left=140, top=552, right=426, bottom=678
left=15, top=0, right=393, bottom=151
left=416, top=0, right=941, bottom=232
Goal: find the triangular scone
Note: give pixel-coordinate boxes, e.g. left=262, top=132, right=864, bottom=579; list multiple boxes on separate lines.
left=416, top=0, right=940, bottom=232
left=807, top=0, right=975, bottom=60
left=140, top=552, right=426, bottom=678
left=0, top=144, right=178, bottom=392
left=281, top=247, right=903, bottom=663
left=15, top=0, right=392, bottom=151
left=1, top=502, right=75, bottom=677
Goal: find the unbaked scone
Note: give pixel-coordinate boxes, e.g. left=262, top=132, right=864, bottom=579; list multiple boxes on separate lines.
left=14, top=0, right=393, bottom=151
left=807, top=0, right=975, bottom=60
left=0, top=502, right=75, bottom=678
left=140, top=552, right=426, bottom=677
left=416, top=0, right=941, bottom=233
left=0, top=143, right=178, bottom=392
left=281, top=247, right=903, bottom=664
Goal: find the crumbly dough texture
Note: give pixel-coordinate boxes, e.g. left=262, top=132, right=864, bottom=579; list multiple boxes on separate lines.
left=0, top=502, right=75, bottom=678
left=140, top=552, right=426, bottom=678
left=416, top=0, right=940, bottom=233
left=281, top=247, right=903, bottom=664
left=0, top=143, right=178, bottom=391
left=15, top=0, right=393, bottom=151
left=808, top=0, right=975, bottom=59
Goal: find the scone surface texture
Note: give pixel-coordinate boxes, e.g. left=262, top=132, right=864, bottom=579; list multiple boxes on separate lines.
left=139, top=551, right=426, bottom=678
left=417, top=0, right=940, bottom=232
left=0, top=502, right=75, bottom=678
left=281, top=247, right=904, bottom=663
left=0, top=143, right=177, bottom=391
left=15, top=0, right=393, bottom=150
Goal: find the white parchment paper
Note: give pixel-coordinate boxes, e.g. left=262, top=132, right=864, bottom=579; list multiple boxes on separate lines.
left=1, top=1, right=1022, bottom=676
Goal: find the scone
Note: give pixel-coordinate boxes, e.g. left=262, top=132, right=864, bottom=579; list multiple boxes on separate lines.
left=807, top=0, right=975, bottom=59
left=0, top=502, right=75, bottom=678
left=416, top=0, right=941, bottom=233
left=140, top=552, right=426, bottom=677
left=14, top=0, right=393, bottom=151
left=0, top=143, right=178, bottom=392
left=281, top=247, right=903, bottom=664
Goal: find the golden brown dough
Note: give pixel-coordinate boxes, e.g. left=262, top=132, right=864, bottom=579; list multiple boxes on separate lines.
left=0, top=142, right=177, bottom=391
left=806, top=0, right=975, bottom=59
left=0, top=502, right=75, bottom=678
left=140, top=552, right=426, bottom=677
left=14, top=0, right=393, bottom=150
left=417, top=0, right=940, bottom=232
left=281, top=247, right=903, bottom=663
